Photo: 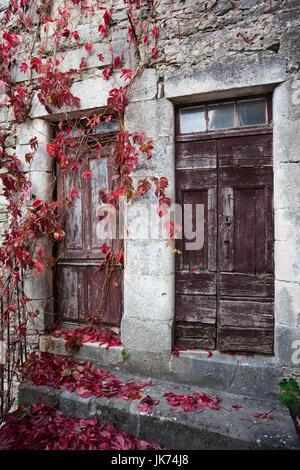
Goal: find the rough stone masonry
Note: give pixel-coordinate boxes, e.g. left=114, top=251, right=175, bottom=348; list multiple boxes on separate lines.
left=0, top=0, right=300, bottom=393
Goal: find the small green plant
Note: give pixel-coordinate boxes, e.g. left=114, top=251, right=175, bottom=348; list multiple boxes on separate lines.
left=120, top=349, right=130, bottom=360
left=279, top=378, right=300, bottom=407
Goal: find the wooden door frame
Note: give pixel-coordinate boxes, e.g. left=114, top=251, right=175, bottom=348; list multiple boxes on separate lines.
left=174, top=95, right=274, bottom=352
left=52, top=119, right=123, bottom=329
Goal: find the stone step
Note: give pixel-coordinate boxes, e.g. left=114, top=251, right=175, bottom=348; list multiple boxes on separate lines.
left=18, top=371, right=300, bottom=450
left=40, top=336, right=283, bottom=400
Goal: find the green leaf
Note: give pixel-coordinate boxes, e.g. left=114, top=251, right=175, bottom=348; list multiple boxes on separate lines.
left=279, top=378, right=300, bottom=395
left=120, top=349, right=130, bottom=359
left=279, top=392, right=299, bottom=407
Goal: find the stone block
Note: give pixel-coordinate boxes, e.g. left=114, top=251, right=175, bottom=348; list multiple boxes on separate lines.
left=121, top=316, right=173, bottom=353
left=212, top=0, right=233, bottom=16
left=273, top=80, right=300, bottom=123
left=168, top=351, right=282, bottom=399
left=239, top=0, right=264, bottom=8
left=57, top=44, right=111, bottom=73
left=18, top=379, right=300, bottom=450
left=59, top=390, right=96, bottom=419
left=130, top=68, right=158, bottom=103
left=280, top=27, right=300, bottom=62
left=24, top=269, right=53, bottom=300
left=275, top=324, right=300, bottom=366
left=16, top=144, right=53, bottom=172
left=273, top=119, right=300, bottom=164
left=72, top=24, right=105, bottom=47
left=18, top=383, right=61, bottom=407
left=275, top=240, right=300, bottom=283
left=275, top=280, right=300, bottom=327
left=95, top=396, right=138, bottom=436
left=274, top=164, right=300, bottom=210
left=125, top=199, right=177, bottom=241
left=39, top=336, right=124, bottom=369
left=124, top=98, right=175, bottom=140
left=17, top=119, right=52, bottom=145
left=132, top=136, right=175, bottom=179
left=125, top=203, right=155, bottom=240
left=164, top=56, right=286, bottom=101
left=275, top=209, right=300, bottom=243
left=30, top=75, right=115, bottom=118
left=124, top=271, right=175, bottom=321
left=125, top=204, right=175, bottom=240
left=29, top=171, right=55, bottom=201
left=125, top=239, right=175, bottom=275
left=0, top=0, right=9, bottom=11
left=26, top=298, right=53, bottom=333
left=0, top=106, right=14, bottom=123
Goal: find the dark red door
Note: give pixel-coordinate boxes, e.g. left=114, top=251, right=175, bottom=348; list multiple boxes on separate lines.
left=175, top=100, right=274, bottom=353
left=54, top=129, right=123, bottom=328
left=217, top=134, right=274, bottom=352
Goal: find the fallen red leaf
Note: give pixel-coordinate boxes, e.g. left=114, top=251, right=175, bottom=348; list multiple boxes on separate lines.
left=204, top=348, right=213, bottom=358
left=163, top=391, right=220, bottom=413
left=0, top=404, right=166, bottom=450
left=137, top=395, right=159, bottom=414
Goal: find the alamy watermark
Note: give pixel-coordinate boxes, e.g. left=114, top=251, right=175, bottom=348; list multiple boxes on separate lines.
left=0, top=80, right=8, bottom=107
left=0, top=340, right=5, bottom=365
left=291, top=340, right=300, bottom=365
left=95, top=198, right=205, bottom=250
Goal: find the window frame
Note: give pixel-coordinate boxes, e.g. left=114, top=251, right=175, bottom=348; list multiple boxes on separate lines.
left=176, top=94, right=272, bottom=142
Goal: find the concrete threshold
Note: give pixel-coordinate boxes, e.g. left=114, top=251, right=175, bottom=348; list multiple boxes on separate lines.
left=40, top=336, right=283, bottom=400
left=19, top=373, right=300, bottom=450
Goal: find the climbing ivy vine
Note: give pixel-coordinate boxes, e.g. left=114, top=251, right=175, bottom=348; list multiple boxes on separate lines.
left=0, top=0, right=222, bottom=420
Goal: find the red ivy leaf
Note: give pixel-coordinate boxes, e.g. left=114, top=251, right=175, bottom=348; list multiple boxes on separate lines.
left=20, top=62, right=28, bottom=73
left=152, top=48, right=159, bottom=59
left=85, top=43, right=94, bottom=53
left=81, top=171, right=91, bottom=179
left=33, top=259, right=43, bottom=275
left=101, top=243, right=108, bottom=254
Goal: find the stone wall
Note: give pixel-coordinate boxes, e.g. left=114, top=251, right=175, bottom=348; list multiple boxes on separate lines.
left=0, top=0, right=300, bottom=380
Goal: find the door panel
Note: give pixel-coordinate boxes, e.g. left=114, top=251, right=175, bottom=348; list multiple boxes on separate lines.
left=56, top=265, right=86, bottom=323
left=176, top=295, right=216, bottom=324
left=219, top=300, right=274, bottom=328
left=86, top=266, right=123, bottom=325
left=182, top=189, right=208, bottom=270
left=175, top=141, right=218, bottom=349
left=218, top=134, right=272, bottom=167
left=218, top=327, right=273, bottom=353
left=57, top=163, right=85, bottom=258
left=176, top=323, right=216, bottom=349
left=90, top=157, right=110, bottom=251
left=176, top=140, right=217, bottom=169
left=233, top=187, right=257, bottom=273
left=218, top=187, right=234, bottom=272
left=219, top=273, right=274, bottom=297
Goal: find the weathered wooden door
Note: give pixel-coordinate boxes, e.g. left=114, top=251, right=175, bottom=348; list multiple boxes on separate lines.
left=54, top=122, right=123, bottom=328
left=175, top=97, right=274, bottom=353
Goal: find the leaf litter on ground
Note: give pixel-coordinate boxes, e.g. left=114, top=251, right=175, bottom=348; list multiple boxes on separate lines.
left=0, top=403, right=166, bottom=450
